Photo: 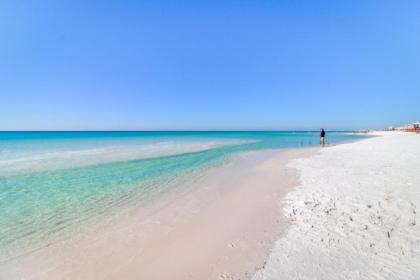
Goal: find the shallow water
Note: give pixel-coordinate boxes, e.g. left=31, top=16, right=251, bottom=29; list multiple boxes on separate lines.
left=0, top=131, right=365, bottom=262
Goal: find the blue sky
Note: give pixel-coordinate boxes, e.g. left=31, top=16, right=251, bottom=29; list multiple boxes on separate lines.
left=0, top=0, right=419, bottom=130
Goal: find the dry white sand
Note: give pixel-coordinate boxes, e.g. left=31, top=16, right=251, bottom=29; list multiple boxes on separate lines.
left=253, top=132, right=420, bottom=280
left=0, top=148, right=314, bottom=280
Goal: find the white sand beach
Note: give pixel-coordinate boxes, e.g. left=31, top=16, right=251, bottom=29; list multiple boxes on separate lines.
left=1, top=132, right=419, bottom=280
left=254, top=132, right=420, bottom=279
left=2, top=0, right=418, bottom=278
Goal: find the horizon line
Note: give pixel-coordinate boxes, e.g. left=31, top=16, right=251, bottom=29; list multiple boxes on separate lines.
left=0, top=129, right=361, bottom=132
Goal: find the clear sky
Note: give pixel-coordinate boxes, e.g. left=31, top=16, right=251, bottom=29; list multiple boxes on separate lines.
left=0, top=0, right=419, bottom=131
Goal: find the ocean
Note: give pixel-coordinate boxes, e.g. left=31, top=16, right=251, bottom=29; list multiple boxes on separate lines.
left=0, top=131, right=365, bottom=262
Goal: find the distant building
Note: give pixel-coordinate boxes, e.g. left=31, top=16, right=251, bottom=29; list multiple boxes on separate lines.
left=396, top=122, right=420, bottom=132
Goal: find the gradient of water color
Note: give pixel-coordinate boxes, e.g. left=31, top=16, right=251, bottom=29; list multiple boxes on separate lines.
left=0, top=131, right=365, bottom=262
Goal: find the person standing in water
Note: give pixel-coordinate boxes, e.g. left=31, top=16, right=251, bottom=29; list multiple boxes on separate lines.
left=320, top=128, right=326, bottom=147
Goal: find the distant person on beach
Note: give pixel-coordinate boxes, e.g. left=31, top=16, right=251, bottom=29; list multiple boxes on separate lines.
left=320, top=128, right=326, bottom=147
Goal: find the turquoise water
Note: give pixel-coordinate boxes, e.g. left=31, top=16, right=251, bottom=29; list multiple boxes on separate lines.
left=0, top=131, right=365, bottom=261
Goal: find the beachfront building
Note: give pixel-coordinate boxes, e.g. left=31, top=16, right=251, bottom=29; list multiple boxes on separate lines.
left=396, top=122, right=420, bottom=132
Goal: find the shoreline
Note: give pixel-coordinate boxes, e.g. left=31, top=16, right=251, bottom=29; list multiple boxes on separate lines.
left=0, top=147, right=318, bottom=279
